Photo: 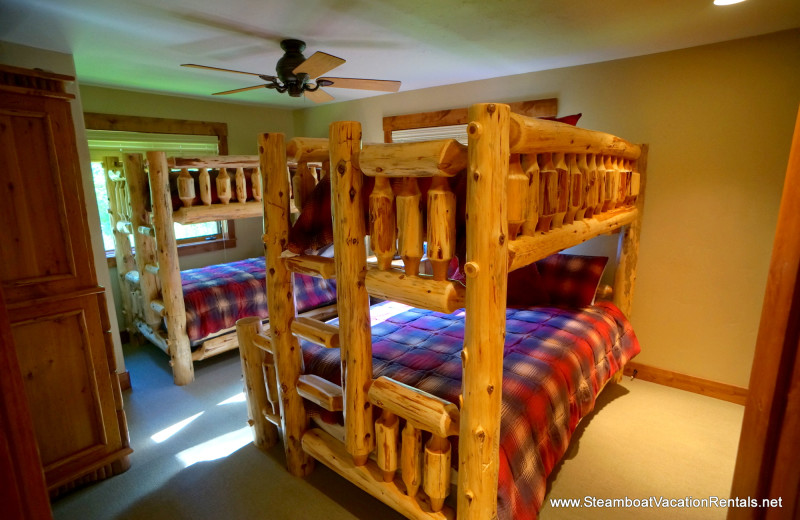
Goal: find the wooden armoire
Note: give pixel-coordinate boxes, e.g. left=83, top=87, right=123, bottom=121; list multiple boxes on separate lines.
left=0, top=64, right=131, bottom=498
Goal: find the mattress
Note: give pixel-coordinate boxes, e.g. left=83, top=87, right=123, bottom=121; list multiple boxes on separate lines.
left=181, top=257, right=337, bottom=342
left=301, top=300, right=640, bottom=520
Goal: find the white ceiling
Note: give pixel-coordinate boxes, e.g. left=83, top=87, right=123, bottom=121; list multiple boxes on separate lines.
left=2, top=0, right=799, bottom=108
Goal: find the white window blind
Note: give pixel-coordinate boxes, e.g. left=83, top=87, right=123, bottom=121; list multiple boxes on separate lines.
left=86, top=130, right=219, bottom=162
left=391, top=124, right=468, bottom=145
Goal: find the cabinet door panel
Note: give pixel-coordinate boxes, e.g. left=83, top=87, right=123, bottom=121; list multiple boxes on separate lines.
left=0, top=93, right=95, bottom=303
left=11, top=294, right=122, bottom=484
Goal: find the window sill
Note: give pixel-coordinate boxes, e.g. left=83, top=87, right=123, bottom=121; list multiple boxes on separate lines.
left=105, top=237, right=237, bottom=269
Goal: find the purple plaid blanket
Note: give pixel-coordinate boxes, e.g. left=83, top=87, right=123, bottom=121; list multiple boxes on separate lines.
left=181, top=257, right=337, bottom=342
left=302, top=300, right=639, bottom=520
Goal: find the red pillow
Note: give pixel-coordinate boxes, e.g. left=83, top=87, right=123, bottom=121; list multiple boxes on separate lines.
left=534, top=254, right=607, bottom=307
left=541, top=113, right=582, bottom=126
left=506, top=262, right=551, bottom=308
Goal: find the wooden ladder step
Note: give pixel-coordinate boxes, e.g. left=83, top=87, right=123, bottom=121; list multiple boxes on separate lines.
left=283, top=255, right=336, bottom=279
left=292, top=317, right=339, bottom=348
left=297, top=374, right=343, bottom=412
left=149, top=299, right=166, bottom=317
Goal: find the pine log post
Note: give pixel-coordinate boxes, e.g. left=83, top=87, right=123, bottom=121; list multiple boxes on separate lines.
left=199, top=168, right=212, bottom=205
left=396, top=177, right=424, bottom=277
left=375, top=409, right=399, bottom=482
left=458, top=103, right=510, bottom=520
left=520, top=154, right=540, bottom=236
left=613, top=146, right=647, bottom=317
left=369, top=175, right=397, bottom=270
left=103, top=157, right=137, bottom=337
left=259, top=132, right=314, bottom=476
left=594, top=155, right=607, bottom=216
left=251, top=169, right=263, bottom=202
left=566, top=153, right=583, bottom=224
left=537, top=153, right=557, bottom=232
left=329, top=121, right=375, bottom=466
left=506, top=154, right=528, bottom=240
left=427, top=176, right=456, bottom=280
left=401, top=422, right=423, bottom=498
left=235, top=167, right=247, bottom=203
left=147, top=151, right=194, bottom=385
left=236, top=316, right=279, bottom=449
left=178, top=168, right=195, bottom=207
left=123, top=153, right=161, bottom=329
left=217, top=168, right=232, bottom=204
left=583, top=154, right=598, bottom=219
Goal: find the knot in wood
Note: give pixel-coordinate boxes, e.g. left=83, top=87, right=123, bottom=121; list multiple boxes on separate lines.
left=337, top=161, right=347, bottom=175
left=487, top=384, right=494, bottom=395
left=498, top=234, right=505, bottom=245
left=460, top=350, right=468, bottom=364
left=473, top=170, right=481, bottom=182
left=475, top=426, right=486, bottom=442
left=487, top=103, right=496, bottom=114
left=464, top=262, right=479, bottom=278
left=467, top=122, right=482, bottom=137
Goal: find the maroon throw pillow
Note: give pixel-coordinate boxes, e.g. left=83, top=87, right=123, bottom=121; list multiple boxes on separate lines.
left=506, top=262, right=551, bottom=308
left=534, top=254, right=607, bottom=307
left=541, top=113, right=582, bottom=126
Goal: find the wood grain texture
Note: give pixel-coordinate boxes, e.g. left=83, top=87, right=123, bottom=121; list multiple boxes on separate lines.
left=260, top=132, right=314, bottom=476
left=329, top=121, right=375, bottom=465
left=147, top=151, right=194, bottom=385
left=457, top=103, right=510, bottom=520
left=235, top=317, right=279, bottom=450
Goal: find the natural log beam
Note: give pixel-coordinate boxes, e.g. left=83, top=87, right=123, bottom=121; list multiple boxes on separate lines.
left=172, top=200, right=262, bottom=225
left=291, top=317, right=340, bottom=349
left=368, top=376, right=459, bottom=438
left=360, top=139, right=467, bottom=178
left=283, top=255, right=336, bottom=279
left=365, top=268, right=465, bottom=314
left=168, top=155, right=259, bottom=168
left=297, top=374, right=343, bottom=412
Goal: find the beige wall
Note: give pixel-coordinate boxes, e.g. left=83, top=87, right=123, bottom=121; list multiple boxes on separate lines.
left=78, top=86, right=296, bottom=332
left=295, top=29, right=800, bottom=388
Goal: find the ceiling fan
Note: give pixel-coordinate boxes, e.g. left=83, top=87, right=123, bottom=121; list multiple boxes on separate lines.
left=182, top=39, right=401, bottom=103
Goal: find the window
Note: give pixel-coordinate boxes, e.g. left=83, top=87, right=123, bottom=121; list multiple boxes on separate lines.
left=83, top=113, right=233, bottom=263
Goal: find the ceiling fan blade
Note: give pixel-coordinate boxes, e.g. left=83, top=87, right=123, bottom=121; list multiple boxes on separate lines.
left=182, top=63, right=269, bottom=78
left=293, top=51, right=345, bottom=78
left=318, top=77, right=401, bottom=92
left=304, top=88, right=335, bottom=104
left=212, top=84, right=266, bottom=95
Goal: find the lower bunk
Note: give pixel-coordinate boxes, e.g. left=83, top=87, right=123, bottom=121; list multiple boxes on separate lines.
left=126, top=256, right=337, bottom=361
left=240, top=294, right=639, bottom=520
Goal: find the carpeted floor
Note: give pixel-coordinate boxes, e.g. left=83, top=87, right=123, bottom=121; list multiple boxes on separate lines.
left=51, top=342, right=745, bottom=520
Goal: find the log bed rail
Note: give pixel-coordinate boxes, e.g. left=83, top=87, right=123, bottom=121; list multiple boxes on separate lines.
left=105, top=142, right=329, bottom=385
left=238, top=104, right=647, bottom=518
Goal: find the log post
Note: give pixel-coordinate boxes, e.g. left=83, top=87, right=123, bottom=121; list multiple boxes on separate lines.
left=537, top=153, right=557, bottom=232
left=520, top=154, right=540, bottom=237
left=147, top=151, right=194, bottom=385
left=123, top=153, right=161, bottom=328
left=424, top=434, right=452, bottom=512
left=177, top=168, right=195, bottom=208
left=104, top=157, right=137, bottom=337
left=236, top=317, right=279, bottom=449
left=401, top=422, right=423, bottom=498
left=603, top=155, right=618, bottom=211
left=617, top=158, right=631, bottom=208
left=396, top=177, right=424, bottom=277
left=427, top=176, right=456, bottom=280
left=217, top=168, right=232, bottom=204
left=369, top=175, right=397, bottom=270
left=566, top=153, right=584, bottom=224
left=251, top=168, right=263, bottom=202
left=613, top=145, right=647, bottom=317
left=594, top=155, right=607, bottom=216
left=584, top=154, right=598, bottom=219
left=292, top=162, right=317, bottom=212
left=375, top=410, right=400, bottom=482
left=552, top=152, right=568, bottom=228
left=198, top=168, right=212, bottom=205
left=458, top=103, right=509, bottom=520
left=329, top=121, right=375, bottom=466
left=506, top=154, right=528, bottom=240
left=235, top=167, right=247, bottom=203
left=259, top=132, right=314, bottom=476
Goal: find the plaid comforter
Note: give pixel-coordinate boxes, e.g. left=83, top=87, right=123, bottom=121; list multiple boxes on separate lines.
left=302, top=300, right=639, bottom=520
left=181, top=257, right=337, bottom=343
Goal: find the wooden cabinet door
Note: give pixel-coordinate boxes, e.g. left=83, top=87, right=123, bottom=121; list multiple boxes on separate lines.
left=0, top=90, right=96, bottom=304
left=9, top=292, right=126, bottom=490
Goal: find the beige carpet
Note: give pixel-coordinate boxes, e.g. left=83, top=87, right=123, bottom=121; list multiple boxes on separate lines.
left=51, top=343, right=744, bottom=520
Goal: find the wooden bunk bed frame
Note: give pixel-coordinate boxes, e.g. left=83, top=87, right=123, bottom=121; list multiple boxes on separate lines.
left=106, top=140, right=330, bottom=385
left=237, top=103, right=647, bottom=519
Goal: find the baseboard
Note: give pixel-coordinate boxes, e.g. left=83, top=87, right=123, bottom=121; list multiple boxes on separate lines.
left=118, top=371, right=131, bottom=391
left=623, top=362, right=748, bottom=405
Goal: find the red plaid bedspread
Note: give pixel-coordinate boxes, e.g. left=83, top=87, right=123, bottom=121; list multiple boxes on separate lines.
left=302, top=300, right=639, bottom=520
left=181, top=257, right=337, bottom=343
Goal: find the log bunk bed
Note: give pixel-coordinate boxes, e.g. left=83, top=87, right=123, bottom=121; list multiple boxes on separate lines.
left=237, top=103, right=647, bottom=519
left=105, top=140, right=337, bottom=385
